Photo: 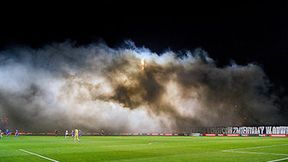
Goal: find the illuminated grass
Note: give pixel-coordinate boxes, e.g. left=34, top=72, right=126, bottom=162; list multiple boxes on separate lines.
left=0, top=136, right=287, bottom=162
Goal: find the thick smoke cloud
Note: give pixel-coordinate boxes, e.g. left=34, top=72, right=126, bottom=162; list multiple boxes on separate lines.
left=0, top=42, right=284, bottom=132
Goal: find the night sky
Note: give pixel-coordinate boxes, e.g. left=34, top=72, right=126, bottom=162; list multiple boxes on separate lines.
left=0, top=2, right=288, bottom=113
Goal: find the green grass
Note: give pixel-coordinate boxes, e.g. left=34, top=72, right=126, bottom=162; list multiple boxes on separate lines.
left=0, top=136, right=288, bottom=161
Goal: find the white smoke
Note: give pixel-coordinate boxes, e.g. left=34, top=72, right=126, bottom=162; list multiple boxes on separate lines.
left=0, top=41, right=283, bottom=132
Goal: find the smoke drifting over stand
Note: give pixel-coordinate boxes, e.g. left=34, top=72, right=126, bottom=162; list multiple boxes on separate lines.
left=0, top=42, right=284, bottom=132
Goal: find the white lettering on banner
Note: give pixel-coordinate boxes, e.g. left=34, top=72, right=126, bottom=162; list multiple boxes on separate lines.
left=198, top=126, right=288, bottom=135
left=266, top=126, right=272, bottom=134
left=259, top=126, right=265, bottom=134
left=221, top=126, right=288, bottom=135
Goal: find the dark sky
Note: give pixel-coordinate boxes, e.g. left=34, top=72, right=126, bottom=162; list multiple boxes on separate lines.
left=0, top=2, right=288, bottom=98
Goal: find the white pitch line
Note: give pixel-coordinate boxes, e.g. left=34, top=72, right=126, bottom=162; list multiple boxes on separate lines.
left=267, top=157, right=288, bottom=162
left=222, top=144, right=288, bottom=152
left=19, top=149, right=59, bottom=162
left=223, top=150, right=288, bottom=156
left=222, top=144, right=288, bottom=162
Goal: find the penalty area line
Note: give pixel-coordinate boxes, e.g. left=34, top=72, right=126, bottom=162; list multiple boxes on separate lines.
left=222, top=150, right=288, bottom=156
left=222, top=144, right=288, bottom=162
left=222, top=144, right=288, bottom=152
left=19, top=149, right=59, bottom=162
left=223, top=150, right=288, bottom=162
left=267, top=157, right=288, bottom=162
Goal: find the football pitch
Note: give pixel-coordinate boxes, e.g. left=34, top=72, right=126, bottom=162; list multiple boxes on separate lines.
left=0, top=136, right=287, bottom=162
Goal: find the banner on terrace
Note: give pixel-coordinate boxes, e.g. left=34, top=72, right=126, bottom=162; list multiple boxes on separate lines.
left=203, top=126, right=288, bottom=135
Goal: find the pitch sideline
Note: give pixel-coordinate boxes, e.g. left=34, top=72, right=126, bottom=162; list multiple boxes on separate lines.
left=19, top=149, right=59, bottom=162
